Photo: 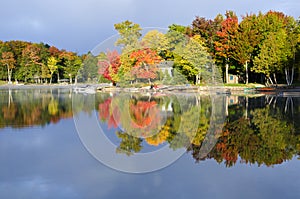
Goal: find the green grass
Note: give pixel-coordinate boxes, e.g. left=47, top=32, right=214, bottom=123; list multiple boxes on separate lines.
left=0, top=81, right=7, bottom=85
left=223, top=83, right=265, bottom=88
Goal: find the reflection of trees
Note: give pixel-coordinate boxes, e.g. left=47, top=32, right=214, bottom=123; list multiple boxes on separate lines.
left=98, top=94, right=164, bottom=138
left=97, top=94, right=300, bottom=167
left=145, top=119, right=171, bottom=146
left=197, top=100, right=298, bottom=167
left=98, top=93, right=212, bottom=155
left=116, top=131, right=143, bottom=156
left=170, top=98, right=212, bottom=150
left=0, top=89, right=78, bottom=128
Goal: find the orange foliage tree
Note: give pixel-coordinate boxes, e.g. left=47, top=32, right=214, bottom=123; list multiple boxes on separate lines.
left=130, top=48, right=161, bottom=83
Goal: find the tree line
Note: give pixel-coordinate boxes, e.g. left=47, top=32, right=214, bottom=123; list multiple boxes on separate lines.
left=0, top=41, right=85, bottom=84
left=97, top=10, right=300, bottom=86
left=1, top=10, right=300, bottom=85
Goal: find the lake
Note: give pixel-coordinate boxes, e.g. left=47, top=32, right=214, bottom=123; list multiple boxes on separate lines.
left=0, top=88, right=300, bottom=199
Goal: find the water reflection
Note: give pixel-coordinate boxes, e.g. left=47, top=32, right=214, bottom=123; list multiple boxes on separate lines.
left=96, top=93, right=212, bottom=156
left=96, top=93, right=300, bottom=167
left=0, top=89, right=73, bottom=128
left=1, top=89, right=300, bottom=168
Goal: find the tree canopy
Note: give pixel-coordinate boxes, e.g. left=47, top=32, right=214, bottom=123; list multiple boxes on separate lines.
left=1, top=10, right=300, bottom=85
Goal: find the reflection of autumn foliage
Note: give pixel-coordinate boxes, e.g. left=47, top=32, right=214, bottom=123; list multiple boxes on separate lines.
left=130, top=101, right=158, bottom=129
left=98, top=98, right=112, bottom=121
left=98, top=96, right=161, bottom=137
left=2, top=103, right=17, bottom=120
left=203, top=106, right=297, bottom=167
left=215, top=130, right=239, bottom=166
left=145, top=123, right=170, bottom=146
left=98, top=98, right=120, bottom=128
left=108, top=106, right=120, bottom=128
left=25, top=107, right=42, bottom=126
left=0, top=91, right=75, bottom=128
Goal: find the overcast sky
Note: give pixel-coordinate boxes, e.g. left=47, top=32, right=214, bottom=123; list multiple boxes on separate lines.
left=1, top=0, right=299, bottom=54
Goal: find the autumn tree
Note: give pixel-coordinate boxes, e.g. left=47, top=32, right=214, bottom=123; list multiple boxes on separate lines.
left=192, top=15, right=223, bottom=55
left=49, top=46, right=61, bottom=57
left=98, top=50, right=121, bottom=83
left=130, top=48, right=161, bottom=83
left=19, top=44, right=44, bottom=82
left=3, top=40, right=30, bottom=79
left=47, top=56, right=58, bottom=84
left=232, top=14, right=259, bottom=84
left=214, top=11, right=238, bottom=83
left=0, top=52, right=16, bottom=84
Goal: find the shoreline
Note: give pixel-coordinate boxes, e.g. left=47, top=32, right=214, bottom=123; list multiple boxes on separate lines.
left=1, top=83, right=299, bottom=95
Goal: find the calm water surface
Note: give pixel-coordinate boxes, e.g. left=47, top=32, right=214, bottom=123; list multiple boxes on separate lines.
left=0, top=88, right=300, bottom=199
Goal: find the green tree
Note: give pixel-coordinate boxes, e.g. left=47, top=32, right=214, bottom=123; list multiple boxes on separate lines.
left=41, top=63, right=51, bottom=82
left=114, top=20, right=142, bottom=51
left=250, top=11, right=295, bottom=85
left=141, top=30, right=169, bottom=54
left=252, top=29, right=288, bottom=85
left=116, top=131, right=143, bottom=156
left=284, top=16, right=300, bottom=85
left=232, top=14, right=259, bottom=84
left=59, top=51, right=83, bottom=84
left=173, top=35, right=209, bottom=84
left=78, top=52, right=99, bottom=83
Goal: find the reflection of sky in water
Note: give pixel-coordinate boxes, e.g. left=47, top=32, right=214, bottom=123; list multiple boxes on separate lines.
left=1, top=118, right=300, bottom=199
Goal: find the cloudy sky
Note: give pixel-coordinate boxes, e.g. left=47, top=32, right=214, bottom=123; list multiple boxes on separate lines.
left=1, top=0, right=299, bottom=54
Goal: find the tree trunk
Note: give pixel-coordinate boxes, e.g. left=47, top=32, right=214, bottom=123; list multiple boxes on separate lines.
left=7, top=67, right=12, bottom=84
left=268, top=76, right=274, bottom=85
left=285, top=67, right=294, bottom=86
left=8, top=89, right=12, bottom=107
left=196, top=73, right=201, bottom=84
left=245, top=61, right=248, bottom=84
left=273, top=73, right=278, bottom=86
left=58, top=72, right=60, bottom=83
left=285, top=68, right=290, bottom=85
left=225, top=63, right=229, bottom=84
left=291, top=66, right=294, bottom=85
left=75, top=76, right=78, bottom=85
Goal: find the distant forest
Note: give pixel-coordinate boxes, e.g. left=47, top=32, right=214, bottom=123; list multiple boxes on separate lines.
left=1, top=10, right=300, bottom=85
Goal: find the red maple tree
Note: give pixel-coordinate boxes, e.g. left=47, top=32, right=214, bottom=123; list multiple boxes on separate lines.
left=98, top=50, right=121, bottom=82
left=130, top=48, right=161, bottom=82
